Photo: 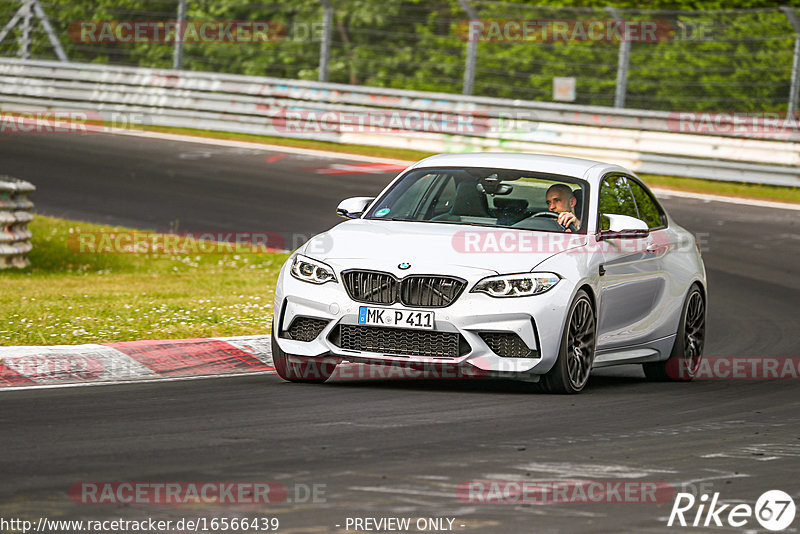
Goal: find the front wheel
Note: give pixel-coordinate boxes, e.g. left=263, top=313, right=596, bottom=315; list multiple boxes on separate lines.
left=643, top=285, right=705, bottom=381
left=538, top=290, right=596, bottom=394
left=271, top=322, right=337, bottom=383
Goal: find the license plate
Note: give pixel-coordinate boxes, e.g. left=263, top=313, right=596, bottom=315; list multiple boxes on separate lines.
left=358, top=306, right=434, bottom=330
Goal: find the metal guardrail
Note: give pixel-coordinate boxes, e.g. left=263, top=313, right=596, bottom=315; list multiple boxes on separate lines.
left=0, top=59, right=798, bottom=187
left=0, top=175, right=34, bottom=268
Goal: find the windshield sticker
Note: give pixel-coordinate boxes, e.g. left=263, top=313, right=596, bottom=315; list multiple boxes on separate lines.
left=375, top=208, right=391, bottom=217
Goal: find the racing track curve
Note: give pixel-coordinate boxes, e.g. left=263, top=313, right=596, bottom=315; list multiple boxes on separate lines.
left=0, top=132, right=798, bottom=533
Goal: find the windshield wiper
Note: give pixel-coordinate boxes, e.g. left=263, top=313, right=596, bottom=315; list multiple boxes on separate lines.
left=375, top=217, right=499, bottom=228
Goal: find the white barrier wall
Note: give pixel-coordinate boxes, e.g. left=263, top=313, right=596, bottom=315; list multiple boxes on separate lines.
left=0, top=59, right=798, bottom=186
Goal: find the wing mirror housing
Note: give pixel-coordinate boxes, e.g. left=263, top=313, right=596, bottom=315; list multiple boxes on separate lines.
left=598, top=214, right=650, bottom=240
left=336, top=197, right=375, bottom=219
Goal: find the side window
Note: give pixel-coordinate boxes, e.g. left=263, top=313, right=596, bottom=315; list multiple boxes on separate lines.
left=425, top=175, right=457, bottom=218
left=598, top=175, right=638, bottom=229
left=383, top=173, right=438, bottom=219
left=627, top=180, right=666, bottom=229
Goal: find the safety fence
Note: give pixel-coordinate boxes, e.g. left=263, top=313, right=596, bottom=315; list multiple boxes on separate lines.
left=0, top=175, right=34, bottom=268
left=0, top=59, right=798, bottom=187
left=1, top=1, right=799, bottom=114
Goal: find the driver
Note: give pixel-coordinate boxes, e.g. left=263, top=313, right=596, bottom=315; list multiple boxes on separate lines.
left=545, top=184, right=581, bottom=232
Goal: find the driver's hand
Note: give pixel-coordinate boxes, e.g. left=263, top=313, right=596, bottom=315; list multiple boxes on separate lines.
left=557, top=211, right=577, bottom=231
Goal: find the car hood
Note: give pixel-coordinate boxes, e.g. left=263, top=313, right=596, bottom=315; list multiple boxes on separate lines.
left=299, top=219, right=587, bottom=278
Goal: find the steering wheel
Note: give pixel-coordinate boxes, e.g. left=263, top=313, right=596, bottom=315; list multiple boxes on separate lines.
left=528, top=211, right=578, bottom=233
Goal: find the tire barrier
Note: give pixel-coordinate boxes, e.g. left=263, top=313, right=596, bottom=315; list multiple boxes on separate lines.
left=0, top=176, right=35, bottom=268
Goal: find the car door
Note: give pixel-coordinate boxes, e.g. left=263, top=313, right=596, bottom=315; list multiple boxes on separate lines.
left=596, top=175, right=670, bottom=350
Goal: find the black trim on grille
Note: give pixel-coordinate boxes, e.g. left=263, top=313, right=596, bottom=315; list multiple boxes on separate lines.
left=342, top=270, right=466, bottom=308
left=400, top=275, right=466, bottom=308
left=479, top=332, right=538, bottom=358
left=342, top=270, right=397, bottom=305
left=329, top=324, right=470, bottom=358
left=282, top=316, right=331, bottom=342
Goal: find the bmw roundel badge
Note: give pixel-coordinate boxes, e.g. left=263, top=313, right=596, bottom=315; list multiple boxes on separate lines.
left=398, top=263, right=411, bottom=270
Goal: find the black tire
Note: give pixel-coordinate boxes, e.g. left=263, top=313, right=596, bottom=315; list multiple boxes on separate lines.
left=643, top=284, right=705, bottom=382
left=538, top=290, right=596, bottom=394
left=271, top=321, right=337, bottom=383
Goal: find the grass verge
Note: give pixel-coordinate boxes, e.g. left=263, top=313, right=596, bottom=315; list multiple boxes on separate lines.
left=0, top=215, right=287, bottom=346
left=639, top=174, right=800, bottom=204
left=138, top=124, right=800, bottom=205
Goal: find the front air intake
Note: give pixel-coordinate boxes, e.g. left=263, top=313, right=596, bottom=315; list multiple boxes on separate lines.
left=283, top=317, right=330, bottom=342
left=479, top=332, right=537, bottom=358
left=330, top=324, right=469, bottom=358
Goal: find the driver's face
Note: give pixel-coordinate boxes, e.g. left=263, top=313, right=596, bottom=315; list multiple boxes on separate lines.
left=546, top=191, right=572, bottom=213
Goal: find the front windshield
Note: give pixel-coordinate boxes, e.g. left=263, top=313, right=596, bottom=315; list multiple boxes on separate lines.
left=364, top=167, right=588, bottom=233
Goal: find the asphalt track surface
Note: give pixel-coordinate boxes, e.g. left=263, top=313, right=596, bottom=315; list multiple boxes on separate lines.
left=1, top=132, right=799, bottom=533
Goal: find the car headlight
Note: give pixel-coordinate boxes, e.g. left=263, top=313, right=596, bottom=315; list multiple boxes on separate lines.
left=290, top=254, right=337, bottom=285
left=471, top=272, right=560, bottom=297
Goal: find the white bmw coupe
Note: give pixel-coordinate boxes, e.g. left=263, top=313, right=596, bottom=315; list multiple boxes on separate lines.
left=272, top=153, right=706, bottom=393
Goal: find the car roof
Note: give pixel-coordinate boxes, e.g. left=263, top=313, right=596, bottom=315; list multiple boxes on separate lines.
left=408, top=152, right=630, bottom=185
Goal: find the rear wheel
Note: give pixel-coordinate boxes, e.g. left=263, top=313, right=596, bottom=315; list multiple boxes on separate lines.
left=538, top=290, right=596, bottom=394
left=271, top=321, right=337, bottom=383
left=643, top=285, right=705, bottom=381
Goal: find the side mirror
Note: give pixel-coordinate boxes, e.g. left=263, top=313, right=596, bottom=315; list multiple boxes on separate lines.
left=598, top=214, right=650, bottom=240
left=336, top=197, right=374, bottom=219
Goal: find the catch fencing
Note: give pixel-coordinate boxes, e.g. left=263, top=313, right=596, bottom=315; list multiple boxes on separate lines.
left=0, top=1, right=799, bottom=114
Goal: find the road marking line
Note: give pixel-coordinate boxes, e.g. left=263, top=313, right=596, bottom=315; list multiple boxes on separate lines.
left=651, top=187, right=800, bottom=211
left=309, top=162, right=409, bottom=175
left=110, top=128, right=412, bottom=165
left=108, top=128, right=799, bottom=209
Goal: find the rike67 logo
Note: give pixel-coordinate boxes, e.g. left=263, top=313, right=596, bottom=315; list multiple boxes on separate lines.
left=668, top=490, right=796, bottom=531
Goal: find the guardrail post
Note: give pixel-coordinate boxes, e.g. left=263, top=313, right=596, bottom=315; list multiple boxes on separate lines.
left=0, top=176, right=35, bottom=269
left=17, top=0, right=33, bottom=59
left=0, top=8, right=25, bottom=47
left=781, top=6, right=800, bottom=118
left=0, top=0, right=68, bottom=61
left=318, top=0, right=333, bottom=82
left=456, top=0, right=478, bottom=96
left=32, top=0, right=68, bottom=62
left=607, top=7, right=630, bottom=108
left=172, top=0, right=187, bottom=70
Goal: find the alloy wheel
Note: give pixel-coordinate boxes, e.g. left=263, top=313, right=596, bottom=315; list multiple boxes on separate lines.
left=567, top=297, right=595, bottom=389
left=681, top=291, right=705, bottom=378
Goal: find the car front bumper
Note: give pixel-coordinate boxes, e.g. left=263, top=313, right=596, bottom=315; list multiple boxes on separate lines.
left=273, top=263, right=575, bottom=377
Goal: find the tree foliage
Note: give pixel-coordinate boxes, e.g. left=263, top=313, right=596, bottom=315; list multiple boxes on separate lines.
left=0, top=0, right=797, bottom=111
